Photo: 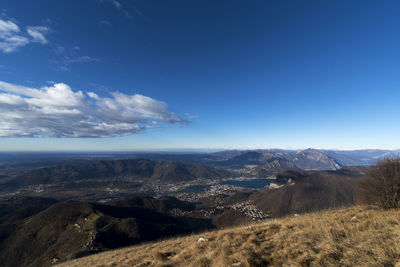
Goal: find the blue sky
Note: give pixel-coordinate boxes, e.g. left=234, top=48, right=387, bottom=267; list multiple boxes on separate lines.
left=0, top=0, right=400, bottom=151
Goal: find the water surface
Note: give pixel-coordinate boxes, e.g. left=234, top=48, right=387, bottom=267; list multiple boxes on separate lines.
left=220, top=178, right=271, bottom=188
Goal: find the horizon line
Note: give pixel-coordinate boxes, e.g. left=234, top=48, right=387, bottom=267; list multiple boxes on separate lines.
left=0, top=147, right=400, bottom=153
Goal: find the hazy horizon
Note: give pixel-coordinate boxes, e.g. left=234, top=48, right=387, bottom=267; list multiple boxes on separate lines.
left=1, top=147, right=400, bottom=153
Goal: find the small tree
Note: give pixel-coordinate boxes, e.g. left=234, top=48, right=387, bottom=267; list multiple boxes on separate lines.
left=359, top=158, right=400, bottom=209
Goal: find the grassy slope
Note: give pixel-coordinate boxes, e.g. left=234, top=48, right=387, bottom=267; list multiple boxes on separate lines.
left=58, top=206, right=400, bottom=267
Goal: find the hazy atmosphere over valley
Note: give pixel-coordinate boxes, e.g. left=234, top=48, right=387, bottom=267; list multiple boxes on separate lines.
left=1, top=1, right=400, bottom=267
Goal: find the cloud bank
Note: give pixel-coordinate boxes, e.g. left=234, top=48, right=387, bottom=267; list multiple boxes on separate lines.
left=0, top=19, right=49, bottom=53
left=0, top=81, right=189, bottom=138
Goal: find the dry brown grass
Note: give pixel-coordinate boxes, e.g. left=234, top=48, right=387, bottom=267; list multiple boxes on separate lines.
left=58, top=206, right=400, bottom=267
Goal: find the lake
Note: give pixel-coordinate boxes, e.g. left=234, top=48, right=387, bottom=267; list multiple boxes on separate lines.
left=182, top=185, right=209, bottom=192
left=182, top=178, right=272, bottom=192
left=220, top=178, right=272, bottom=188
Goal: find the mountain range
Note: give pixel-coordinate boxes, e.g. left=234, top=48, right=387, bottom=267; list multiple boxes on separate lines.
left=219, top=148, right=399, bottom=170
left=2, top=159, right=232, bottom=190
left=1, top=148, right=394, bottom=194
left=0, top=148, right=397, bottom=176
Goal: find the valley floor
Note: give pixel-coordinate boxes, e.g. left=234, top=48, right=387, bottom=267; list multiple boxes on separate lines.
left=58, top=205, right=400, bottom=267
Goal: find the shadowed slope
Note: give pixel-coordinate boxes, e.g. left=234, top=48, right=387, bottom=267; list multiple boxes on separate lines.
left=251, top=171, right=357, bottom=216
left=0, top=199, right=213, bottom=267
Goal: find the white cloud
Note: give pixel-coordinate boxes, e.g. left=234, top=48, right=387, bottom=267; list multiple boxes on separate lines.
left=0, top=81, right=190, bottom=138
left=0, top=19, right=49, bottom=53
left=0, top=19, right=28, bottom=53
left=0, top=19, right=19, bottom=33
left=87, top=92, right=100, bottom=100
left=0, top=35, right=29, bottom=53
left=26, top=26, right=49, bottom=44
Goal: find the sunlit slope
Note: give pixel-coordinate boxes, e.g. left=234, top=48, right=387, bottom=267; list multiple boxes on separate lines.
left=58, top=206, right=400, bottom=267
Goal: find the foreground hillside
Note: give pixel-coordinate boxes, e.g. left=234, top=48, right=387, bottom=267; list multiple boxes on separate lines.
left=59, top=206, right=400, bottom=267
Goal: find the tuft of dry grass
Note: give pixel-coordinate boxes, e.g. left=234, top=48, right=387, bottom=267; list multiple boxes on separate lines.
left=58, top=206, right=400, bottom=267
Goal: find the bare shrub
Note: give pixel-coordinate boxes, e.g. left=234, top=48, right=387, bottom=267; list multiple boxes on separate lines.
left=359, top=158, right=400, bottom=209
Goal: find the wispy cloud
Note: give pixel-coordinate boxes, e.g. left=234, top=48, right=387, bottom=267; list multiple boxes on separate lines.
left=185, top=113, right=199, bottom=120
left=26, top=26, right=49, bottom=44
left=0, top=19, right=50, bottom=53
left=100, top=0, right=145, bottom=20
left=111, top=0, right=122, bottom=9
left=0, top=81, right=190, bottom=138
left=66, top=55, right=99, bottom=64
left=99, top=20, right=112, bottom=26
left=52, top=45, right=100, bottom=71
